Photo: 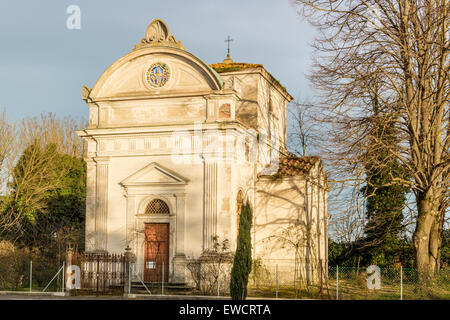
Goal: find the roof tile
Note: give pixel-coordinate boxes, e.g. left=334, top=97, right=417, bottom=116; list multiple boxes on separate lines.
left=260, top=155, right=321, bottom=177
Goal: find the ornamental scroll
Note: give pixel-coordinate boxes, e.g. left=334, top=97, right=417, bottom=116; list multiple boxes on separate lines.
left=134, top=19, right=184, bottom=51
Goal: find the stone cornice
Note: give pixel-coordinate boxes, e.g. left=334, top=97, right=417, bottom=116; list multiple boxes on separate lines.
left=88, top=90, right=215, bottom=103
left=76, top=121, right=255, bottom=138
left=217, top=68, right=293, bottom=102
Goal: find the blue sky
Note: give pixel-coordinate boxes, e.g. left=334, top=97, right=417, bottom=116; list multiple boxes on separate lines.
left=0, top=0, right=315, bottom=121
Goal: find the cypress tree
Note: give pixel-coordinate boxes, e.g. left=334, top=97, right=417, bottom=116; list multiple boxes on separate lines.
left=230, top=200, right=252, bottom=300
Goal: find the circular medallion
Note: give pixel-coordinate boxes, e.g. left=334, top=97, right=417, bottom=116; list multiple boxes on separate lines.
left=146, top=62, right=170, bottom=88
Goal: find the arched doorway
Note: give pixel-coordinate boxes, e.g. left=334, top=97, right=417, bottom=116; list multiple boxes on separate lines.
left=144, top=199, right=170, bottom=283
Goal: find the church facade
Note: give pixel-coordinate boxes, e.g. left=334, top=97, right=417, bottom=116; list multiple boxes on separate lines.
left=77, top=19, right=328, bottom=284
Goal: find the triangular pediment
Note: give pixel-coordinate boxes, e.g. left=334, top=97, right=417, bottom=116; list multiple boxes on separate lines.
left=120, top=162, right=188, bottom=186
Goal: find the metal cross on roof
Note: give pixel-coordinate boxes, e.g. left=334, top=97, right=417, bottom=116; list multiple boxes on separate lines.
left=225, top=35, right=233, bottom=56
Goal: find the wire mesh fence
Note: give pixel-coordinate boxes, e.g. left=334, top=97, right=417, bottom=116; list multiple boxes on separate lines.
left=0, top=240, right=66, bottom=292
left=0, top=245, right=449, bottom=299
left=247, top=259, right=450, bottom=299
left=0, top=257, right=63, bottom=292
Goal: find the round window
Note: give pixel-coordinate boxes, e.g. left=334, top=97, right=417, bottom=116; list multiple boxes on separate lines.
left=146, top=62, right=170, bottom=88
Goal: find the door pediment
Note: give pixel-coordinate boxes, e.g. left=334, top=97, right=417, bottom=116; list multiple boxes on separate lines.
left=120, top=162, right=188, bottom=187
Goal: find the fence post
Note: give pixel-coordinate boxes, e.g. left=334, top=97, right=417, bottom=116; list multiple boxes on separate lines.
left=62, top=262, right=65, bottom=293
left=65, top=247, right=73, bottom=295
left=29, top=260, right=32, bottom=292
left=400, top=266, right=403, bottom=300
left=129, top=263, right=132, bottom=295
left=217, top=261, right=221, bottom=297
left=124, top=246, right=133, bottom=296
left=96, top=255, right=100, bottom=296
left=276, top=264, right=278, bottom=299
left=336, top=265, right=339, bottom=300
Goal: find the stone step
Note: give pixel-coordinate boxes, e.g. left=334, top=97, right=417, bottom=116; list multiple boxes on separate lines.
left=131, top=281, right=192, bottom=292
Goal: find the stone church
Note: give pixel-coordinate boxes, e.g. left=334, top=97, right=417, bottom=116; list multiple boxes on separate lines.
left=77, top=19, right=328, bottom=284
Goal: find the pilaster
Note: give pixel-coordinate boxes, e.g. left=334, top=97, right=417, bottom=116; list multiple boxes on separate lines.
left=95, top=156, right=110, bottom=252
left=174, top=193, right=187, bottom=283
left=203, top=160, right=218, bottom=250
left=84, top=157, right=97, bottom=251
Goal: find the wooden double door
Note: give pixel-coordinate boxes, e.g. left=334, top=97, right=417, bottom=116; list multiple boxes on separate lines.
left=144, top=223, right=169, bottom=283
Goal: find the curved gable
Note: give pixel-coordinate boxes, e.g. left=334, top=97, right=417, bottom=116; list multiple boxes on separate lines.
left=90, top=47, right=223, bottom=100
left=88, top=20, right=223, bottom=101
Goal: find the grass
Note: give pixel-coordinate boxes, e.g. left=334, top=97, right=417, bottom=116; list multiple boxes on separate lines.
left=246, top=277, right=450, bottom=300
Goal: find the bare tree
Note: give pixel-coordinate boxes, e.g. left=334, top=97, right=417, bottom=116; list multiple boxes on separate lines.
left=292, top=0, right=449, bottom=278
left=266, top=219, right=314, bottom=295
left=288, top=100, right=314, bottom=156
left=0, top=111, right=19, bottom=232
left=19, top=113, right=86, bottom=158
left=186, top=236, right=233, bottom=295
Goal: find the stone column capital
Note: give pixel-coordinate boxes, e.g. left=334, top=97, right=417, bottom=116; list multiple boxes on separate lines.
left=84, top=157, right=97, bottom=164
left=94, top=156, right=111, bottom=164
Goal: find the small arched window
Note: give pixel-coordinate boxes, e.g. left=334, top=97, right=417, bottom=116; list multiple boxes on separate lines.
left=145, top=199, right=170, bottom=214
